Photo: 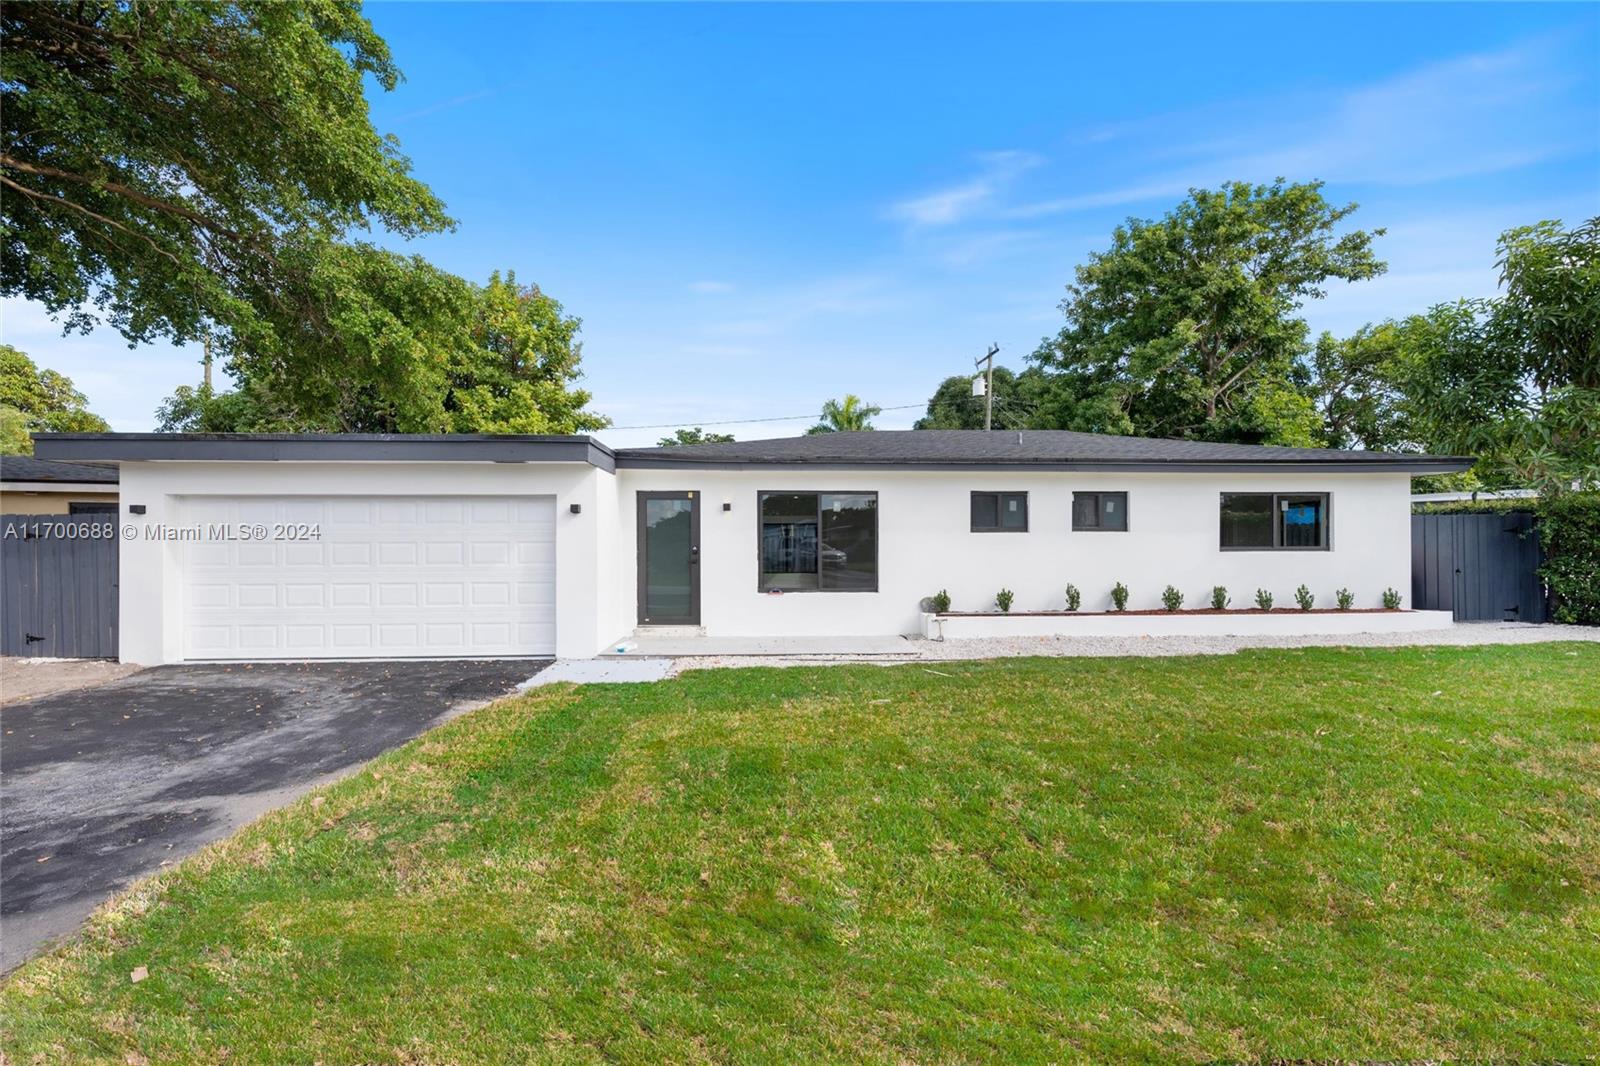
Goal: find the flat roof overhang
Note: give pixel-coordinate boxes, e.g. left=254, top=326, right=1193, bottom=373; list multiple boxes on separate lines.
left=612, top=457, right=1477, bottom=474
left=32, top=433, right=617, bottom=473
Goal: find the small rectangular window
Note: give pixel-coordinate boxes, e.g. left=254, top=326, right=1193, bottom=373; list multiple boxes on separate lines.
left=1071, top=491, right=1128, bottom=532
left=1220, top=492, right=1329, bottom=550
left=759, top=491, right=878, bottom=591
left=971, top=492, right=1028, bottom=532
left=68, top=501, right=118, bottom=515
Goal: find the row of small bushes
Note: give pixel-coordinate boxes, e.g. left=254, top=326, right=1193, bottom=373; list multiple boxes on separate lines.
left=931, top=585, right=1405, bottom=613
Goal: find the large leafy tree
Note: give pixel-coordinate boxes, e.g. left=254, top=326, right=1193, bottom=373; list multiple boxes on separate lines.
left=1, top=1, right=465, bottom=426
left=0, top=344, right=110, bottom=453
left=155, top=271, right=608, bottom=434
left=1030, top=180, right=1385, bottom=443
left=1390, top=219, right=1600, bottom=493
left=1298, top=325, right=1407, bottom=450
left=808, top=394, right=881, bottom=434
left=445, top=272, right=608, bottom=435
left=915, top=366, right=1047, bottom=430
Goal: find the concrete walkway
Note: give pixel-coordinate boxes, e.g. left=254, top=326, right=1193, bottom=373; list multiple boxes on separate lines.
left=662, top=621, right=1599, bottom=672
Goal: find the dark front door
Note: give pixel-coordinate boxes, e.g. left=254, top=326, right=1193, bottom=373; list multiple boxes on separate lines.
left=638, top=492, right=699, bottom=625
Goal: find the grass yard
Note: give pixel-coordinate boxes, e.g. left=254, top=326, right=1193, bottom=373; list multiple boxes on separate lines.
left=3, top=645, right=1598, bottom=1063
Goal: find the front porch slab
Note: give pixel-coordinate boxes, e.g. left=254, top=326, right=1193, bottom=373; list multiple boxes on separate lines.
left=924, top=609, right=1457, bottom=640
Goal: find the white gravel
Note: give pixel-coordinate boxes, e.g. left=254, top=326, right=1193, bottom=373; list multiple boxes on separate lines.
left=668, top=622, right=1599, bottom=673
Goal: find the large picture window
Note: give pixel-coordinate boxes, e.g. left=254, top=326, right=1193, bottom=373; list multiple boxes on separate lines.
left=971, top=492, right=1028, bottom=532
left=1220, top=492, right=1330, bottom=550
left=1071, top=491, right=1128, bottom=532
left=759, top=491, right=878, bottom=591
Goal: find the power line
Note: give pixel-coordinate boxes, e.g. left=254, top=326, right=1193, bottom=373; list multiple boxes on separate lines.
left=610, top=403, right=926, bottom=432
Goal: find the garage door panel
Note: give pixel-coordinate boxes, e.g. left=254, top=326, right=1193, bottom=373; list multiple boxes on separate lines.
left=179, top=495, right=556, bottom=659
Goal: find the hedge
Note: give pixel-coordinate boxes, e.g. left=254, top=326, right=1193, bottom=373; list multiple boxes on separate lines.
left=1539, top=493, right=1600, bottom=625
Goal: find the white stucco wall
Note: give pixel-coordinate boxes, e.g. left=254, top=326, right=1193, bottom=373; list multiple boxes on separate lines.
left=610, top=469, right=1415, bottom=643
left=110, top=460, right=1417, bottom=663
left=114, top=460, right=612, bottom=664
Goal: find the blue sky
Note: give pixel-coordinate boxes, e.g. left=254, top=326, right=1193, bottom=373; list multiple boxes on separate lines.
left=4, top=2, right=1597, bottom=446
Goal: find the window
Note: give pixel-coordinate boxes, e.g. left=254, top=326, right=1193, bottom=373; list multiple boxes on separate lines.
left=68, top=501, right=117, bottom=515
left=971, top=492, right=1028, bottom=532
left=759, top=491, right=877, bottom=591
left=1071, top=491, right=1128, bottom=531
left=1220, top=492, right=1330, bottom=550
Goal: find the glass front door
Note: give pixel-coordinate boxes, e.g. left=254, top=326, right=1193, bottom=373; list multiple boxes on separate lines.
left=638, top=492, right=699, bottom=625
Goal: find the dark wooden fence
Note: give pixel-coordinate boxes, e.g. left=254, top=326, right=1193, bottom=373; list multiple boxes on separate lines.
left=1411, top=511, right=1546, bottom=622
left=1, top=513, right=119, bottom=658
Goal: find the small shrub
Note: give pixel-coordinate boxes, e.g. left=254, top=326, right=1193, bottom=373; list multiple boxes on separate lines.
left=929, top=589, right=951, bottom=614
left=1210, top=585, right=1229, bottom=610
left=1064, top=583, right=1081, bottom=612
left=1335, top=587, right=1354, bottom=611
left=1295, top=584, right=1315, bottom=611
left=1110, top=582, right=1129, bottom=611
left=995, top=588, right=1014, bottom=613
left=1161, top=585, right=1183, bottom=612
left=1382, top=587, right=1403, bottom=610
left=1254, top=588, right=1273, bottom=611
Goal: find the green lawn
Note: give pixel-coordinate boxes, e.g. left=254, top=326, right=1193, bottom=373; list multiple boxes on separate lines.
left=4, top=646, right=1599, bottom=1063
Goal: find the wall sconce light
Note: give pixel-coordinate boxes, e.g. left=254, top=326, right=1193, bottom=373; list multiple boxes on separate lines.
left=129, top=504, right=147, bottom=515
left=569, top=503, right=582, bottom=515
left=722, top=501, right=732, bottom=512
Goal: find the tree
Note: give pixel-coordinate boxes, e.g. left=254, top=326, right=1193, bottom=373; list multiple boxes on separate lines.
left=1386, top=218, right=1599, bottom=493
left=657, top=427, right=735, bottom=447
left=807, top=394, right=881, bottom=434
left=1298, top=326, right=1407, bottom=450
left=0, top=344, right=109, bottom=453
left=1030, top=180, right=1385, bottom=443
left=152, top=270, right=608, bottom=434
left=915, top=366, right=1047, bottom=430
left=444, top=272, right=608, bottom=434
left=2, top=1, right=455, bottom=411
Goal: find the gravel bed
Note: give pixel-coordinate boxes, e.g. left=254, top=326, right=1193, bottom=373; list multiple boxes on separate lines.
left=668, top=622, right=1598, bottom=673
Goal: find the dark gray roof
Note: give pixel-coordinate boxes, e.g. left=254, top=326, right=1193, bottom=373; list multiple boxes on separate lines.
left=0, top=455, right=120, bottom=484
left=28, top=430, right=1474, bottom=475
left=615, top=430, right=1474, bottom=473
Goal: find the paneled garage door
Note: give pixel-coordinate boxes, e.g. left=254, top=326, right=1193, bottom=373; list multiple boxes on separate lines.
left=179, top=496, right=555, bottom=660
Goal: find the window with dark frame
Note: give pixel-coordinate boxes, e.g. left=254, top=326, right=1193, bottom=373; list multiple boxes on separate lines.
left=970, top=491, right=1028, bottom=532
left=1071, top=491, right=1128, bottom=531
left=759, top=491, right=878, bottom=592
left=1219, top=492, right=1330, bottom=550
left=67, top=501, right=118, bottom=515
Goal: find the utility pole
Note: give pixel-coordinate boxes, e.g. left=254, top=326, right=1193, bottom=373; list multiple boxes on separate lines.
left=974, top=343, right=999, bottom=431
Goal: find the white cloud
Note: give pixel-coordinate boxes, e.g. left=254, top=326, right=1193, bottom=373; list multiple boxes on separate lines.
left=887, top=150, right=1042, bottom=228
left=1000, top=34, right=1594, bottom=220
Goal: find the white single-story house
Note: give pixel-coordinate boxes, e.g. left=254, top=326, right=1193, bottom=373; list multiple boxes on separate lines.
left=31, top=430, right=1471, bottom=665
left=0, top=455, right=120, bottom=515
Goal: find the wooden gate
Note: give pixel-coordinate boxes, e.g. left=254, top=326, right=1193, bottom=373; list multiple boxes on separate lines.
left=1, top=513, right=119, bottom=658
left=1411, top=511, right=1546, bottom=623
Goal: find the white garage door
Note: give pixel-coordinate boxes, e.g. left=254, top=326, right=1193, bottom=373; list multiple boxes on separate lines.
left=179, top=496, right=555, bottom=660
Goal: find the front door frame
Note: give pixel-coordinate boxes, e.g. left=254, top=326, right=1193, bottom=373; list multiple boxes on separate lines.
left=636, top=490, right=700, bottom=625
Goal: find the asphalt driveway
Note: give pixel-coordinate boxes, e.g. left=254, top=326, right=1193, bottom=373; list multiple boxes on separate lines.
left=1, top=659, right=543, bottom=972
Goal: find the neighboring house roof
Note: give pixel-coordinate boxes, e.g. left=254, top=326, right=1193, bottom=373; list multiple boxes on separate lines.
left=615, top=430, right=1474, bottom=473
left=0, top=455, right=120, bottom=484
left=31, top=430, right=1474, bottom=474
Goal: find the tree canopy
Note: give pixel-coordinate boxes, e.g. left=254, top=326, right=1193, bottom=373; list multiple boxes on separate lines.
left=155, top=271, right=609, bottom=434
left=808, top=394, right=881, bottom=434
left=915, top=367, right=1047, bottom=430
left=657, top=427, right=735, bottom=447
left=1, top=1, right=474, bottom=426
left=1030, top=180, right=1384, bottom=443
left=0, top=344, right=110, bottom=453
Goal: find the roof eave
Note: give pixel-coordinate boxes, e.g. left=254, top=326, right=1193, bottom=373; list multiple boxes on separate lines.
left=32, top=433, right=618, bottom=473
left=615, top=456, right=1476, bottom=474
